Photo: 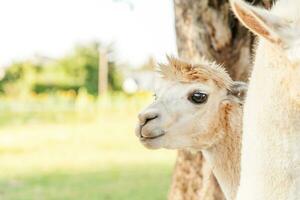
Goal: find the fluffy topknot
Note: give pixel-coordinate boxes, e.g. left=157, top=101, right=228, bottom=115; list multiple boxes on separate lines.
left=158, top=56, right=233, bottom=89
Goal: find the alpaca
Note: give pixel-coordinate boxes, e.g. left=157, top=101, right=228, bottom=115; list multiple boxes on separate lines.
left=230, top=0, right=300, bottom=199
left=135, top=57, right=247, bottom=200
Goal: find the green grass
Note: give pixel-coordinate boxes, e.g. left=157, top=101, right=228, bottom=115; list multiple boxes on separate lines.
left=0, top=95, right=176, bottom=200
left=0, top=164, right=173, bottom=200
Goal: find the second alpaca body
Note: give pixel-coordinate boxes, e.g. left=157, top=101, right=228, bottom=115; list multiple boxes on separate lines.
left=231, top=0, right=300, bottom=199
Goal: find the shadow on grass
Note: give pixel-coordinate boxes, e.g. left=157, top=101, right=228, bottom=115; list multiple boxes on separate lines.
left=0, top=163, right=173, bottom=200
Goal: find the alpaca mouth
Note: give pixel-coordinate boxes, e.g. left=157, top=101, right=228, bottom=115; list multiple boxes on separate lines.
left=140, top=133, right=165, bottom=140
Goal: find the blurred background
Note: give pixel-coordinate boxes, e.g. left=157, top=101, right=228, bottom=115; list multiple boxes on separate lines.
left=0, top=0, right=177, bottom=199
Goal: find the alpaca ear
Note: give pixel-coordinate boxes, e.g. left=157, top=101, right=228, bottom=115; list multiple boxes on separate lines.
left=230, top=0, right=286, bottom=44
left=228, top=81, right=248, bottom=103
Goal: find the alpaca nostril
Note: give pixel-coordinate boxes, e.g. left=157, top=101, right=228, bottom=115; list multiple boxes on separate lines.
left=142, top=115, right=158, bottom=126
left=138, top=110, right=159, bottom=126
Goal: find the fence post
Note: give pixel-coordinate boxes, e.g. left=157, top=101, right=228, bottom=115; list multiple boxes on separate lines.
left=99, top=49, right=108, bottom=96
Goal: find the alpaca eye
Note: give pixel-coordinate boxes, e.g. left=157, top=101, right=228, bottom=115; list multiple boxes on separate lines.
left=189, top=92, right=208, bottom=104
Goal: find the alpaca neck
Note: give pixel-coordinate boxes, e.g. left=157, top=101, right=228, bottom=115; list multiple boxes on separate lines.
left=202, top=104, right=242, bottom=200
left=237, top=41, right=300, bottom=200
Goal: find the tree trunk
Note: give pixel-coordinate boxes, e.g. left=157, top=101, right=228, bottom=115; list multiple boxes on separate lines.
left=169, top=0, right=274, bottom=199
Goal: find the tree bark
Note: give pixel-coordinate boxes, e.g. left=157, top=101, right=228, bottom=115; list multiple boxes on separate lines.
left=169, top=0, right=274, bottom=199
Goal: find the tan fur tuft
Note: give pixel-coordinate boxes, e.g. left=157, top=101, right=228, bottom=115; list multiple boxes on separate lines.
left=158, top=56, right=233, bottom=89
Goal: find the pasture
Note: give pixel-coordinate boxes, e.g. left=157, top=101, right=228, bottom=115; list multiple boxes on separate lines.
left=0, top=93, right=176, bottom=200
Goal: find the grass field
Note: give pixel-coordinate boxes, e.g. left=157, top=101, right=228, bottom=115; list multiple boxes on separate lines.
left=0, top=94, right=176, bottom=200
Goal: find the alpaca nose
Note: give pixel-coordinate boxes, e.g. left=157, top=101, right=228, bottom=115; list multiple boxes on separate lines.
left=138, top=111, right=159, bottom=126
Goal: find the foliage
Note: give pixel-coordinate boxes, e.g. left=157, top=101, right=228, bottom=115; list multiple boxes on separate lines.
left=0, top=62, right=39, bottom=96
left=0, top=42, right=123, bottom=97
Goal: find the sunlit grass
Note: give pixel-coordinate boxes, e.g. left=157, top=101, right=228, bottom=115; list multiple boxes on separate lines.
left=0, top=94, right=176, bottom=200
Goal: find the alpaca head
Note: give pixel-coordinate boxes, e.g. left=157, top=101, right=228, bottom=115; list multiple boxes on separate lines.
left=230, top=0, right=300, bottom=62
left=135, top=57, right=247, bottom=150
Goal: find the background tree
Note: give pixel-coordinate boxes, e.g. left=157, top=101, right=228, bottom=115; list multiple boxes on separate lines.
left=169, top=0, right=274, bottom=199
left=0, top=42, right=123, bottom=96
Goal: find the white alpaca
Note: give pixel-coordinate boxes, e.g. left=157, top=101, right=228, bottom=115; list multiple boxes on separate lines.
left=135, top=57, right=247, bottom=200
left=230, top=0, right=300, bottom=199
